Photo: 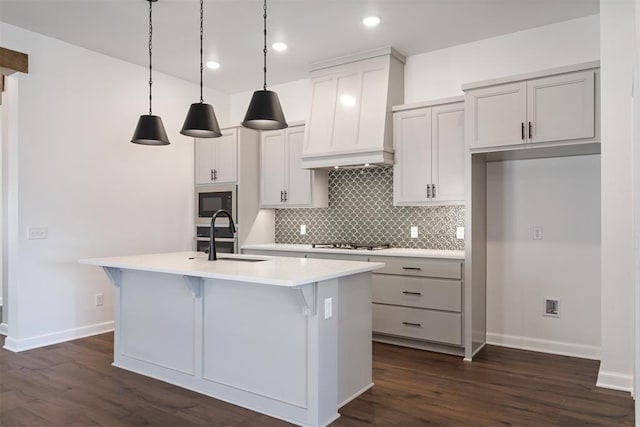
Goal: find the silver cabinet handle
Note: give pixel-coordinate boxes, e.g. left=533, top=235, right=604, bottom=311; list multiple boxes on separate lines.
left=427, top=185, right=431, bottom=199
left=402, top=266, right=422, bottom=271
left=402, top=322, right=422, bottom=328
left=402, top=291, right=422, bottom=296
left=432, top=184, right=436, bottom=199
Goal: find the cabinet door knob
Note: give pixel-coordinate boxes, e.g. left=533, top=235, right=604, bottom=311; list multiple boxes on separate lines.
left=521, top=122, right=525, bottom=140
left=402, top=321, right=422, bottom=328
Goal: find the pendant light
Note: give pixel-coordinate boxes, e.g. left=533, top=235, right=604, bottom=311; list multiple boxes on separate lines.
left=180, top=0, right=222, bottom=138
left=241, top=0, right=288, bottom=130
left=131, top=0, right=170, bottom=146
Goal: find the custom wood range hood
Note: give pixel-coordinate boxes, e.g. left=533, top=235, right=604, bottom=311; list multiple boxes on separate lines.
left=301, top=47, right=405, bottom=169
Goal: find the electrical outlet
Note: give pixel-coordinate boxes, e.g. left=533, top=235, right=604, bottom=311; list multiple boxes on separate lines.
left=533, top=226, right=543, bottom=240
left=410, top=226, right=418, bottom=238
left=300, top=224, right=306, bottom=235
left=456, top=227, right=465, bottom=240
left=324, top=298, right=332, bottom=319
left=28, top=226, right=48, bottom=240
left=95, top=293, right=104, bottom=307
left=543, top=297, right=560, bottom=318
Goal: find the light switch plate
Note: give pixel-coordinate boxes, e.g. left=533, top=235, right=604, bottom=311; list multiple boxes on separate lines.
left=28, top=226, right=48, bottom=240
left=456, top=227, right=464, bottom=239
left=410, top=226, right=418, bottom=238
left=324, top=298, right=332, bottom=319
left=300, top=224, right=306, bottom=235
left=533, top=226, right=543, bottom=240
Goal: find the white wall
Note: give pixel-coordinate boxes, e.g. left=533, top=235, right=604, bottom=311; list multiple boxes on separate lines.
left=598, top=0, right=636, bottom=392
left=405, top=15, right=600, bottom=102
left=229, top=78, right=311, bottom=126
left=0, top=22, right=230, bottom=350
left=486, top=156, right=601, bottom=359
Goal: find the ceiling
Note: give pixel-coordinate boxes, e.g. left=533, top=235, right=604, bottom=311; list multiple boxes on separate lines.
left=0, top=0, right=599, bottom=94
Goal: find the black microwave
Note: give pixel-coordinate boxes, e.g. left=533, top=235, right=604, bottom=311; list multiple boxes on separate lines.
left=196, top=183, right=236, bottom=223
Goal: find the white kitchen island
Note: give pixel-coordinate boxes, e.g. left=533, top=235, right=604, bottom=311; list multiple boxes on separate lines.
left=80, top=252, right=383, bottom=427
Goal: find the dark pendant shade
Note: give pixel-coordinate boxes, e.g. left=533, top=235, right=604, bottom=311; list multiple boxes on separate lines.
left=131, top=114, right=170, bottom=146
left=181, top=103, right=222, bottom=138
left=242, top=90, right=288, bottom=130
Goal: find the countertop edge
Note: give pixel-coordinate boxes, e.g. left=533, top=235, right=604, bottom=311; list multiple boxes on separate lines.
left=241, top=244, right=465, bottom=260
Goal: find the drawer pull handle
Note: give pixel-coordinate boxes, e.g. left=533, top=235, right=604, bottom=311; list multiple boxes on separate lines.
left=402, top=291, right=422, bottom=296
left=402, top=267, right=422, bottom=271
left=402, top=321, right=422, bottom=328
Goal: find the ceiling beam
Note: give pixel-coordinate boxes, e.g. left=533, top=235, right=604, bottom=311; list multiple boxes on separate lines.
left=0, top=46, right=29, bottom=75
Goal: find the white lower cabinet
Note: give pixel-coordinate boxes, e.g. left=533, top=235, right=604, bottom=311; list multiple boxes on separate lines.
left=369, top=256, right=463, bottom=350
left=241, top=247, right=465, bottom=355
left=260, top=124, right=328, bottom=208
left=372, top=305, right=462, bottom=346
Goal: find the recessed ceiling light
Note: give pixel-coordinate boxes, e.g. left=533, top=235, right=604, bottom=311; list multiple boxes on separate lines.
left=206, top=61, right=221, bottom=70
left=272, top=42, right=288, bottom=52
left=362, top=16, right=380, bottom=27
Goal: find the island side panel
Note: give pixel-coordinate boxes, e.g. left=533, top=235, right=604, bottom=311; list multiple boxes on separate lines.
left=117, top=270, right=197, bottom=375
left=337, top=272, right=374, bottom=407
left=202, top=279, right=308, bottom=408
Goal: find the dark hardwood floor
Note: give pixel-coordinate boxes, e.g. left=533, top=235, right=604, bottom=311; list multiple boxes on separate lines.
left=0, top=333, right=634, bottom=426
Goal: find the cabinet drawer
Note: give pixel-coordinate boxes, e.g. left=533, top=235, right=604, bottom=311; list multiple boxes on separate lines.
left=372, top=275, right=461, bottom=312
left=371, top=257, right=462, bottom=279
left=372, top=304, right=462, bottom=346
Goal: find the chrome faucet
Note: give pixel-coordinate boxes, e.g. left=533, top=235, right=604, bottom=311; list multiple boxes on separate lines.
left=208, top=209, right=236, bottom=261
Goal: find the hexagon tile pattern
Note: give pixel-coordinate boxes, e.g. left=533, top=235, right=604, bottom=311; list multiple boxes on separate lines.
left=275, top=167, right=464, bottom=250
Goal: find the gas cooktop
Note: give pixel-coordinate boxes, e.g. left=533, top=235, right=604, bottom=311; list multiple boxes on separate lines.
left=311, top=242, right=391, bottom=251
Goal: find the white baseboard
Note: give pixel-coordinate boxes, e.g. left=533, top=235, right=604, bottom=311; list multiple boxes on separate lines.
left=486, top=332, right=601, bottom=360
left=0, top=322, right=7, bottom=336
left=3, top=321, right=114, bottom=352
left=596, top=370, right=634, bottom=393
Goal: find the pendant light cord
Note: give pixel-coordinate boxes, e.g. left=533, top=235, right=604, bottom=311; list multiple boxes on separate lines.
left=148, top=0, right=153, bottom=115
left=199, top=0, right=204, bottom=103
left=262, top=0, right=267, bottom=91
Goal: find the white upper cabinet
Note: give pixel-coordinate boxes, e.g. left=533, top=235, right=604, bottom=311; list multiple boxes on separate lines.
left=195, top=128, right=238, bottom=185
left=261, top=123, right=328, bottom=208
left=465, top=82, right=526, bottom=148
left=527, top=71, right=595, bottom=144
left=464, top=63, right=599, bottom=150
left=431, top=103, right=465, bottom=203
left=302, top=48, right=405, bottom=168
left=393, top=98, right=465, bottom=206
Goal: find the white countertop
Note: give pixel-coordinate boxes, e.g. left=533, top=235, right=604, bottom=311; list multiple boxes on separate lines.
left=242, top=244, right=465, bottom=260
left=80, top=251, right=384, bottom=288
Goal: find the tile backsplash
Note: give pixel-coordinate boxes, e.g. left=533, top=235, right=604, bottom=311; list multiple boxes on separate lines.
left=275, top=167, right=464, bottom=250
